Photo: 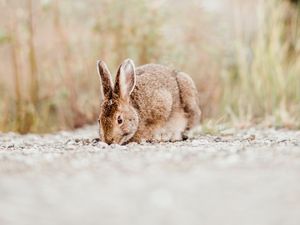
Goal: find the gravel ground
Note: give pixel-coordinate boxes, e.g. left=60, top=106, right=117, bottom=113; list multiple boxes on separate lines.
left=0, top=126, right=300, bottom=225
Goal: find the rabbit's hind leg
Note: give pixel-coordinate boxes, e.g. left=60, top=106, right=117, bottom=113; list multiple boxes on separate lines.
left=176, top=72, right=201, bottom=130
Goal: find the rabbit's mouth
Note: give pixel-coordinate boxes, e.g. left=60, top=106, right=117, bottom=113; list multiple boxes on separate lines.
left=119, top=132, right=133, bottom=145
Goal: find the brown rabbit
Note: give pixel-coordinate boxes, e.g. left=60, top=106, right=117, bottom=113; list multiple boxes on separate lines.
left=97, top=59, right=201, bottom=145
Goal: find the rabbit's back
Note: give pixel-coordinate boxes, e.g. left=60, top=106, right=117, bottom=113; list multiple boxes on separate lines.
left=131, top=64, right=182, bottom=116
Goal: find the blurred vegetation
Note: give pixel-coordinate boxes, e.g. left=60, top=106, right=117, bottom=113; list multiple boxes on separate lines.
left=0, top=0, right=299, bottom=133
left=222, top=0, right=300, bottom=128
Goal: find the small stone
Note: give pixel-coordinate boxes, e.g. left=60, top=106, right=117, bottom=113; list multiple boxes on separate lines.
left=243, top=134, right=256, bottom=141
left=6, top=144, right=14, bottom=149
left=214, top=137, right=222, bottom=142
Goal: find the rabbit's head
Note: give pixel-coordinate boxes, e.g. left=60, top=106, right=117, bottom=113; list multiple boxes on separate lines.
left=97, top=59, right=139, bottom=145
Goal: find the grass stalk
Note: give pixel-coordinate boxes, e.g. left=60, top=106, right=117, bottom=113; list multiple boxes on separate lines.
left=27, top=0, right=39, bottom=106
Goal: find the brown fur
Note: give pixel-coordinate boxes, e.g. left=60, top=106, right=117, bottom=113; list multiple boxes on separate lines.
left=97, top=59, right=201, bottom=145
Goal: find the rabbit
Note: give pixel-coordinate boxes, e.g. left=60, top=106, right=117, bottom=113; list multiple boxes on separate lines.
left=97, top=59, right=201, bottom=145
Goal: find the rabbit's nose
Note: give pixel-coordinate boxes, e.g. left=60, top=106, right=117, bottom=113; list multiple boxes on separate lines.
left=106, top=138, right=114, bottom=145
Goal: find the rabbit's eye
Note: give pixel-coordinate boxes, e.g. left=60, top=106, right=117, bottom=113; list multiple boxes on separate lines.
left=117, top=115, right=123, bottom=125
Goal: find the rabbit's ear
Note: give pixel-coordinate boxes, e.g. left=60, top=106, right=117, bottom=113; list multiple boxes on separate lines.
left=114, top=59, right=136, bottom=100
left=97, top=60, right=114, bottom=99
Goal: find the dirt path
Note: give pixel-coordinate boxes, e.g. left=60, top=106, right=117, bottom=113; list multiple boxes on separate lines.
left=0, top=126, right=300, bottom=225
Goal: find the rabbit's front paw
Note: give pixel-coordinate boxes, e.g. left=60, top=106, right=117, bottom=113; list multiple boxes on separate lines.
left=153, top=129, right=171, bottom=142
left=153, top=129, right=183, bottom=142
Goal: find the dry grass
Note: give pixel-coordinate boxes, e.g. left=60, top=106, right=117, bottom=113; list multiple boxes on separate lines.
left=0, top=0, right=299, bottom=133
left=221, top=0, right=300, bottom=128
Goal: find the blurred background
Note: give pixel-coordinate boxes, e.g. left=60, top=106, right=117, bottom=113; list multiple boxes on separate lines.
left=0, top=0, right=299, bottom=133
